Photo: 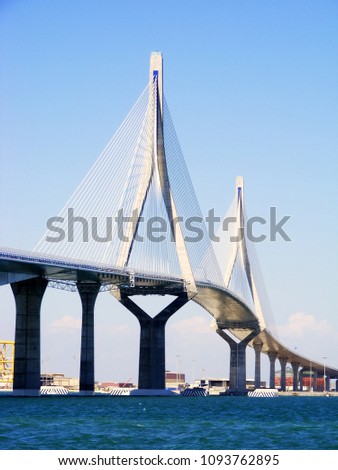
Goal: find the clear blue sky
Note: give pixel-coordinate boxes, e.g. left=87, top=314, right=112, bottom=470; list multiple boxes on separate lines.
left=1, top=0, right=338, bottom=383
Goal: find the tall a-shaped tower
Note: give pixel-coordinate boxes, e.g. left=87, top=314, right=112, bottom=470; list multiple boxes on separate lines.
left=222, top=176, right=266, bottom=331
left=115, top=52, right=196, bottom=297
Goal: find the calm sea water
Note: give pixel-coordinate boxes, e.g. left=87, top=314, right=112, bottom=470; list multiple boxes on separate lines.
left=0, top=395, right=338, bottom=450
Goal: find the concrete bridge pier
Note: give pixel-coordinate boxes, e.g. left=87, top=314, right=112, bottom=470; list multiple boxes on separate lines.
left=268, top=351, right=278, bottom=389
left=217, top=328, right=258, bottom=395
left=325, top=374, right=330, bottom=393
left=299, top=369, right=304, bottom=391
left=291, top=361, right=300, bottom=391
left=279, top=357, right=288, bottom=391
left=78, top=282, right=100, bottom=395
left=253, top=342, right=263, bottom=389
left=119, top=294, right=189, bottom=390
left=11, top=276, right=48, bottom=396
left=313, top=370, right=318, bottom=391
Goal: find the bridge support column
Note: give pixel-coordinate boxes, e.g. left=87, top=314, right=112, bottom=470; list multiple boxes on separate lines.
left=313, top=370, right=318, bottom=391
left=325, top=375, right=330, bottom=393
left=216, top=329, right=258, bottom=395
left=11, top=276, right=48, bottom=396
left=78, top=282, right=100, bottom=395
left=120, top=294, right=189, bottom=389
left=268, top=351, right=277, bottom=389
left=299, top=369, right=304, bottom=391
left=253, top=342, right=263, bottom=389
left=279, top=357, right=288, bottom=391
left=336, top=380, right=338, bottom=392
left=291, top=361, right=300, bottom=392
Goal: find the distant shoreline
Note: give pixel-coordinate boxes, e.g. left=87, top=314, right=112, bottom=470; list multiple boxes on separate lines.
left=278, top=391, right=338, bottom=397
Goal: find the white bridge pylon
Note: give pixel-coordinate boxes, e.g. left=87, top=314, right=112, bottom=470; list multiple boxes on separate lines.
left=116, top=52, right=196, bottom=296
left=213, top=176, right=268, bottom=332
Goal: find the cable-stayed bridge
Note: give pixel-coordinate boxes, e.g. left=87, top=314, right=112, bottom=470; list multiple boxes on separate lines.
left=0, top=52, right=337, bottom=396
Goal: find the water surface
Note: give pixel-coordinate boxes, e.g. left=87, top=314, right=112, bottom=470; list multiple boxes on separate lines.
left=0, top=395, right=337, bottom=450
